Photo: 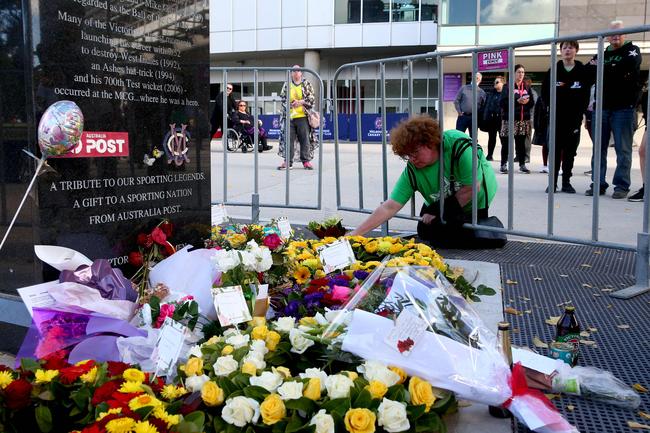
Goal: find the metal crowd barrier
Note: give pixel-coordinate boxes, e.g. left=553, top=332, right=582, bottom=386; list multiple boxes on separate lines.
left=211, top=67, right=325, bottom=222
left=332, top=25, right=650, bottom=299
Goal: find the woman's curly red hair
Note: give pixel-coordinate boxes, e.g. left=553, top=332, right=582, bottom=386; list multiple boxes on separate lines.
left=390, top=115, right=441, bottom=157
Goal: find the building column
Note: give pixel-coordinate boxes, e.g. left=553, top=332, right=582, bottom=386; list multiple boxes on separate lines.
left=304, top=50, right=321, bottom=107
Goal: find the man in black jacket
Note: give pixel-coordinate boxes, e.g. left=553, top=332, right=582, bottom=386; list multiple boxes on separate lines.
left=542, top=41, right=591, bottom=193
left=585, top=21, right=642, bottom=198
left=210, top=83, right=237, bottom=137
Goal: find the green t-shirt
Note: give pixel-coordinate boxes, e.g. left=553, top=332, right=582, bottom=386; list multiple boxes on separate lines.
left=390, top=129, right=497, bottom=212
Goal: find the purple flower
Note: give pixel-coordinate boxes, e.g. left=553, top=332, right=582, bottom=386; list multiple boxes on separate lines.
left=284, top=300, right=302, bottom=318
left=304, top=292, right=324, bottom=309
left=353, top=270, right=369, bottom=280
left=328, top=276, right=350, bottom=288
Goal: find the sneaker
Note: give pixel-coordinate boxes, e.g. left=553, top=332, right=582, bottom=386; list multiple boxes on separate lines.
left=612, top=190, right=629, bottom=199
left=540, top=166, right=549, bottom=173
left=303, top=161, right=314, bottom=170
left=277, top=162, right=293, bottom=170
left=628, top=187, right=645, bottom=202
left=561, top=183, right=576, bottom=194
left=486, top=155, right=494, bottom=161
left=585, top=186, right=606, bottom=196
left=500, top=165, right=508, bottom=174
left=519, top=165, right=531, bottom=174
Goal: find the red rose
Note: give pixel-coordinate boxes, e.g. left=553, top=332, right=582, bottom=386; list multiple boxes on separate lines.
left=136, top=233, right=152, bottom=247
left=41, top=350, right=69, bottom=370
left=151, top=227, right=167, bottom=245
left=4, top=379, right=32, bottom=410
left=160, top=221, right=173, bottom=237
left=263, top=233, right=283, bottom=250
left=128, top=252, right=143, bottom=267
left=91, top=380, right=120, bottom=406
left=161, top=241, right=176, bottom=257
left=106, top=361, right=130, bottom=377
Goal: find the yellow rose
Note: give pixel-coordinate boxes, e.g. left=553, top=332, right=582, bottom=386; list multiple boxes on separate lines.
left=388, top=367, right=407, bottom=385
left=122, top=368, right=145, bottom=383
left=389, top=243, right=404, bottom=254
left=265, top=331, right=281, bottom=351
left=364, top=241, right=378, bottom=254
left=273, top=366, right=291, bottom=379
left=183, top=357, right=203, bottom=377
left=314, top=269, right=326, bottom=279
left=408, top=377, right=436, bottom=412
left=260, top=393, right=286, bottom=425
left=221, top=345, right=234, bottom=355
left=251, top=325, right=269, bottom=340
left=366, top=380, right=387, bottom=399
left=343, top=371, right=358, bottom=381
left=299, top=317, right=318, bottom=327
left=241, top=362, right=257, bottom=376
left=250, top=316, right=267, bottom=327
left=303, top=378, right=321, bottom=401
left=205, top=336, right=221, bottom=345
left=201, top=381, right=225, bottom=407
left=344, top=408, right=376, bottom=433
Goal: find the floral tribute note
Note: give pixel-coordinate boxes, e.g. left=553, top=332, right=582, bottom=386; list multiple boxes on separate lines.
left=212, top=285, right=252, bottom=326
left=384, top=309, right=428, bottom=356
left=317, top=238, right=356, bottom=274
left=155, top=317, right=186, bottom=376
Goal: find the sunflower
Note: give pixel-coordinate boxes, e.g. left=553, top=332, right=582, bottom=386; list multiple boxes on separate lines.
left=105, top=417, right=136, bottom=433
left=118, top=381, right=144, bottom=394
left=34, top=369, right=59, bottom=384
left=128, top=394, right=162, bottom=411
left=293, top=266, right=311, bottom=285
left=134, top=421, right=159, bottom=433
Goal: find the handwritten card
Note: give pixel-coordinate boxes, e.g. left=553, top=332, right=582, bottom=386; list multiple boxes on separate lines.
left=155, top=317, right=186, bottom=376
left=17, top=281, right=57, bottom=316
left=212, top=285, right=252, bottom=326
left=317, top=239, right=356, bottom=274
left=384, top=309, right=428, bottom=357
left=276, top=217, right=293, bottom=240
left=211, top=203, right=228, bottom=225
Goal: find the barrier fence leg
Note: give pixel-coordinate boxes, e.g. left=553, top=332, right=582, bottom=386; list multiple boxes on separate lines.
left=252, top=193, right=260, bottom=224
left=381, top=221, right=389, bottom=236
left=611, top=232, right=650, bottom=299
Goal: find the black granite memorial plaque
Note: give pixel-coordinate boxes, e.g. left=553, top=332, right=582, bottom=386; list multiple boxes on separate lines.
left=0, top=0, right=211, bottom=293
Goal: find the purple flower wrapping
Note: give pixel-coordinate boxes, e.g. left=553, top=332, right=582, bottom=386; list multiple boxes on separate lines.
left=59, top=259, right=137, bottom=302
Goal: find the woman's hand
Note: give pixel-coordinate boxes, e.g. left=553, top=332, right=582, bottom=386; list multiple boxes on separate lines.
left=420, top=213, right=436, bottom=225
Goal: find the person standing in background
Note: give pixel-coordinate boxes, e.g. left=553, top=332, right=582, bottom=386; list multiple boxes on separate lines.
left=454, top=72, right=486, bottom=137
left=500, top=64, right=535, bottom=174
left=210, top=83, right=236, bottom=137
left=482, top=76, right=504, bottom=161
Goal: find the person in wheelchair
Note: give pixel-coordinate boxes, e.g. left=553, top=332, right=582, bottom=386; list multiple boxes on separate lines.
left=232, top=100, right=272, bottom=152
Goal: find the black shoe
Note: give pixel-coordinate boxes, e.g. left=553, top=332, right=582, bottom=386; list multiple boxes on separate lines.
left=628, top=187, right=645, bottom=202
left=585, top=186, right=606, bottom=196
left=612, top=190, right=629, bottom=199
left=545, top=186, right=558, bottom=193
left=486, top=155, right=493, bottom=161
left=519, top=165, right=530, bottom=174
left=500, top=165, right=508, bottom=173
left=263, top=145, right=273, bottom=151
left=561, top=183, right=576, bottom=194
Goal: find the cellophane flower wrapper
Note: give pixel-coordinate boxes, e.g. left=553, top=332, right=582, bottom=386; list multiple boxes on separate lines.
left=59, top=259, right=137, bottom=302
left=329, top=265, right=577, bottom=433
left=17, top=305, right=145, bottom=366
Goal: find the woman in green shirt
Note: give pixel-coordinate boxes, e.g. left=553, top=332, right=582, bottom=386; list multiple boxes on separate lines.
left=350, top=115, right=499, bottom=248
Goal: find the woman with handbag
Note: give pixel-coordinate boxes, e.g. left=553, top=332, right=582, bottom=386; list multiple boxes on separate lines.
left=350, top=115, right=504, bottom=249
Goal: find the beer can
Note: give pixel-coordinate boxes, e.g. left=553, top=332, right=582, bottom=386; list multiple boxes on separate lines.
left=549, top=341, right=575, bottom=365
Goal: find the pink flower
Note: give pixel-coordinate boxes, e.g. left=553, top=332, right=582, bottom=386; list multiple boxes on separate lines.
left=330, top=285, right=352, bottom=302
left=263, top=233, right=283, bottom=250
left=180, top=295, right=194, bottom=302
left=155, top=303, right=176, bottom=327
left=151, top=227, right=167, bottom=245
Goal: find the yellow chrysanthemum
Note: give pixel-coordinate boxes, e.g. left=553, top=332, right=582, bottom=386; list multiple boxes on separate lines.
left=134, top=420, right=159, bottom=433
left=293, top=266, right=311, bottom=284
left=34, top=369, right=59, bottom=384
left=128, top=394, right=162, bottom=411
left=290, top=240, right=308, bottom=249
left=301, top=258, right=320, bottom=270
left=0, top=371, right=14, bottom=389
left=105, top=417, right=136, bottom=433
left=377, top=241, right=393, bottom=254
left=296, top=252, right=314, bottom=261
left=97, top=407, right=122, bottom=421
left=122, top=368, right=145, bottom=383
left=80, top=367, right=98, bottom=384
left=364, top=261, right=382, bottom=269
left=389, top=243, right=404, bottom=254
left=119, top=381, right=144, bottom=394
left=161, top=385, right=188, bottom=400
left=153, top=406, right=180, bottom=428
left=322, top=237, right=337, bottom=244
left=228, top=233, right=247, bottom=248
left=364, top=241, right=378, bottom=253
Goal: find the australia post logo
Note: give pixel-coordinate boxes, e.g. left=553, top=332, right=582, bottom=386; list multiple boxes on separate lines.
left=63, top=132, right=129, bottom=158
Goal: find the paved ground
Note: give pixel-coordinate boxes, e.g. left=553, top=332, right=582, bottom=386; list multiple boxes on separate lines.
left=211, top=124, right=647, bottom=248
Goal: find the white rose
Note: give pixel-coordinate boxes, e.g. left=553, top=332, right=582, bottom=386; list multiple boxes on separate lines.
left=188, top=344, right=203, bottom=359
left=277, top=381, right=303, bottom=400
left=221, top=396, right=260, bottom=427
left=243, top=351, right=266, bottom=370
left=377, top=398, right=410, bottom=433
left=289, top=328, right=315, bottom=354
left=213, top=355, right=239, bottom=376
left=226, top=333, right=250, bottom=349
left=324, top=309, right=351, bottom=325
left=252, top=247, right=273, bottom=272
left=249, top=371, right=283, bottom=392
left=240, top=250, right=257, bottom=272
left=310, top=409, right=335, bottom=433
left=249, top=339, right=269, bottom=356
left=274, top=317, right=295, bottom=333
left=299, top=368, right=328, bottom=391
left=324, top=374, right=354, bottom=399
left=185, top=374, right=209, bottom=392
left=358, top=360, right=400, bottom=386
left=212, top=249, right=241, bottom=272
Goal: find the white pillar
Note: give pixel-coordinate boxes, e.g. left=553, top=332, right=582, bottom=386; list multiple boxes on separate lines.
left=304, top=50, right=321, bottom=107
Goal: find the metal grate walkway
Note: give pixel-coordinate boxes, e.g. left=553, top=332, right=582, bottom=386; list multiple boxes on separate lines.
left=438, top=241, right=650, bottom=433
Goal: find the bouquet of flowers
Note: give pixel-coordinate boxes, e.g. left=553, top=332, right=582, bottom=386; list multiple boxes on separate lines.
left=128, top=220, right=176, bottom=299
left=307, top=216, right=347, bottom=239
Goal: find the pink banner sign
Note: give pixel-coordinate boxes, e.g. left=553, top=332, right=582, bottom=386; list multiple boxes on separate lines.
left=57, top=132, right=129, bottom=158
left=477, top=49, right=509, bottom=71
